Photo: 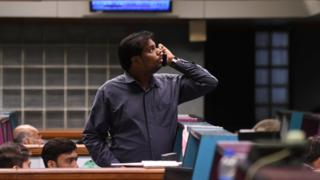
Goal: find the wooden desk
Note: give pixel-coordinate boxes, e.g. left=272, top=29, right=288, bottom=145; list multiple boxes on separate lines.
left=39, top=129, right=83, bottom=139
left=25, top=144, right=89, bottom=156
left=0, top=168, right=165, bottom=180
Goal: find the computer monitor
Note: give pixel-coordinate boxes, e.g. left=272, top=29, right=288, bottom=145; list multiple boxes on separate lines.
left=90, top=0, right=172, bottom=12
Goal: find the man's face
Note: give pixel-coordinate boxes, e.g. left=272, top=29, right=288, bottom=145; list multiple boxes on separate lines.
left=139, top=39, right=162, bottom=73
left=28, top=129, right=44, bottom=145
left=50, top=151, right=79, bottom=168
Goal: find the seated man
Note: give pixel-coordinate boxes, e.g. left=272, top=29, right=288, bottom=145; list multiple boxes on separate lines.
left=253, top=118, right=280, bottom=132
left=41, top=138, right=79, bottom=168
left=0, top=142, right=31, bottom=168
left=14, top=124, right=44, bottom=145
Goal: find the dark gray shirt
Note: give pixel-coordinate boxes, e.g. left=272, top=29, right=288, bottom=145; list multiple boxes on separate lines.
left=83, top=59, right=218, bottom=167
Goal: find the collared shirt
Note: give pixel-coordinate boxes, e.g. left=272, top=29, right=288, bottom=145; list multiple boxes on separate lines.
left=83, top=59, right=218, bottom=167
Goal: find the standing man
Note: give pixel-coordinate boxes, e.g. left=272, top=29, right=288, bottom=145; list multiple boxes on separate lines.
left=83, top=31, right=218, bottom=167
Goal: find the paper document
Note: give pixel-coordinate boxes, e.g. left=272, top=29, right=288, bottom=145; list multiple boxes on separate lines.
left=111, top=161, right=182, bottom=168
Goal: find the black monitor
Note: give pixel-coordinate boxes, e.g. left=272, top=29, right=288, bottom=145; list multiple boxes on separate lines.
left=238, top=131, right=280, bottom=142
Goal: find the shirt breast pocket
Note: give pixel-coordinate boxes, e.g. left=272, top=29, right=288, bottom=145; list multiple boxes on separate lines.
left=155, top=91, right=171, bottom=111
left=153, top=96, right=174, bottom=127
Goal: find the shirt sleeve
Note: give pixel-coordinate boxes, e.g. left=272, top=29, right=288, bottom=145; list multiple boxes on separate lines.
left=82, top=88, right=120, bottom=167
left=170, top=58, right=218, bottom=104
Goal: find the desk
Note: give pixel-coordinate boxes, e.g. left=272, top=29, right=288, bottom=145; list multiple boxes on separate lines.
left=0, top=168, right=165, bottom=180
left=39, top=129, right=83, bottom=139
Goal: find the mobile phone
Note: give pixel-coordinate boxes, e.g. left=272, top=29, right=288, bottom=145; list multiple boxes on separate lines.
left=162, top=54, right=167, bottom=66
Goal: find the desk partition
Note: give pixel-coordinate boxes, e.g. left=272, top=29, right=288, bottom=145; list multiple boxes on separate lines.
left=181, top=124, right=238, bottom=180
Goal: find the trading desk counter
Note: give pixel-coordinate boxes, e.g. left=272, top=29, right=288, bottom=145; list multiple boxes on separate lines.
left=0, top=167, right=165, bottom=180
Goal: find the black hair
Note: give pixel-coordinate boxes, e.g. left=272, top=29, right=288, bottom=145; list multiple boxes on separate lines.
left=0, top=142, right=30, bottom=168
left=41, top=138, right=76, bottom=168
left=118, top=31, right=154, bottom=72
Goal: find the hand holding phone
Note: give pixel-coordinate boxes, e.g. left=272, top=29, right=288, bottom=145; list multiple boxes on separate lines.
left=162, top=54, right=167, bottom=66
left=158, top=43, right=174, bottom=66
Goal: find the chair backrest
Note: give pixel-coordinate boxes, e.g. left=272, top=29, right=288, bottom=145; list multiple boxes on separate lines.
left=253, top=119, right=280, bottom=132
left=0, top=112, right=17, bottom=145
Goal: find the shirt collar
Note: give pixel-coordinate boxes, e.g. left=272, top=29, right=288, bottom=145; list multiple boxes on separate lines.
left=124, top=71, right=159, bottom=88
left=124, top=71, right=136, bottom=84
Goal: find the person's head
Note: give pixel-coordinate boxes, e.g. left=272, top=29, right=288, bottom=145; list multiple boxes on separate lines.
left=41, top=138, right=78, bottom=168
left=304, top=136, right=320, bottom=169
left=14, top=124, right=44, bottom=145
left=253, top=119, right=280, bottom=132
left=0, top=142, right=31, bottom=168
left=118, top=31, right=163, bottom=73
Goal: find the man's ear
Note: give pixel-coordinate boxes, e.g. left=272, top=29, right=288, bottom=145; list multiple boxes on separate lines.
left=131, top=56, right=141, bottom=64
left=12, top=165, right=20, bottom=169
left=47, top=160, right=57, bottom=168
left=23, top=137, right=31, bottom=144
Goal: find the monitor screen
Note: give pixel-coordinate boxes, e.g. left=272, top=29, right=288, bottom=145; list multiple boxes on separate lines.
left=90, top=0, right=172, bottom=12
